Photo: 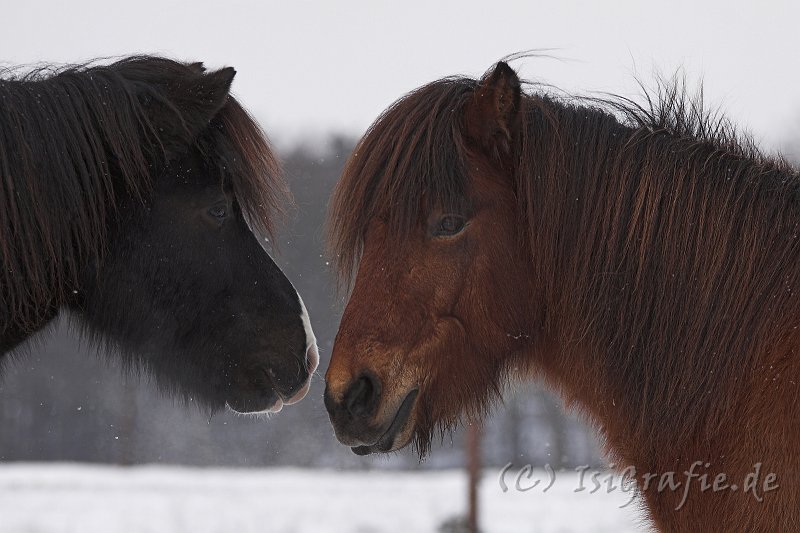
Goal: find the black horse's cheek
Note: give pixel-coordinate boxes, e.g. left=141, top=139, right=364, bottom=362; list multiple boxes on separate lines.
left=83, top=188, right=316, bottom=414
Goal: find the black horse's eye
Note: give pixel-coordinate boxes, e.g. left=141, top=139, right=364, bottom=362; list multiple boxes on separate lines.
left=208, top=205, right=228, bottom=220
left=433, top=215, right=467, bottom=237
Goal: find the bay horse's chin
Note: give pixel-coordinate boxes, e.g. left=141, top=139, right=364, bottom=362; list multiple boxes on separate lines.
left=351, top=388, right=419, bottom=456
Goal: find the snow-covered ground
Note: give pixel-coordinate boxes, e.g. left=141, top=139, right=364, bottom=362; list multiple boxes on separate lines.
left=0, top=464, right=644, bottom=533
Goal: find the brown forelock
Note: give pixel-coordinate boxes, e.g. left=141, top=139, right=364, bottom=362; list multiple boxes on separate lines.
left=327, top=77, right=479, bottom=286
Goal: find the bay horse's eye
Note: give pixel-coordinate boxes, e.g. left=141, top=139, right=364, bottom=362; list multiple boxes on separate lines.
left=208, top=205, right=228, bottom=220
left=433, top=215, right=466, bottom=237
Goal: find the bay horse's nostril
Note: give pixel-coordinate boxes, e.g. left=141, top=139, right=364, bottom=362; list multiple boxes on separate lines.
left=343, top=373, right=381, bottom=419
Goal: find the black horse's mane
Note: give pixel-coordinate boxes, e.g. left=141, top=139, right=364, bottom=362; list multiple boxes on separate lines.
left=0, top=56, right=283, bottom=336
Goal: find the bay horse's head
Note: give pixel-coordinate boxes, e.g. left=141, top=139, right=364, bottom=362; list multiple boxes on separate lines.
left=33, top=57, right=319, bottom=414
left=325, top=63, right=538, bottom=455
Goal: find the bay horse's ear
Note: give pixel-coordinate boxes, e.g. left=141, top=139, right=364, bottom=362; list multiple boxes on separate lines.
left=464, top=62, right=521, bottom=158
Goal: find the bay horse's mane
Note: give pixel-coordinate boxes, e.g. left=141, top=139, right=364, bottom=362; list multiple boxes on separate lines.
left=329, top=67, right=800, bottom=452
left=0, top=56, right=284, bottom=336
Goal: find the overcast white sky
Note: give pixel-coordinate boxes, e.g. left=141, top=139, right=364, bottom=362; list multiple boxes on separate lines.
left=3, top=0, right=800, bottom=153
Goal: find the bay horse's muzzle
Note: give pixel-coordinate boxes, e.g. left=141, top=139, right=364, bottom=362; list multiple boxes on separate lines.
left=324, top=372, right=418, bottom=454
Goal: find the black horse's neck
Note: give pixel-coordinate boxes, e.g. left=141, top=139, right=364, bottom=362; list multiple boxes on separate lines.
left=0, top=64, right=158, bottom=348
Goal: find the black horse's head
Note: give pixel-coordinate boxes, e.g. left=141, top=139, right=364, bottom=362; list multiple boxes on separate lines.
left=52, top=58, right=318, bottom=414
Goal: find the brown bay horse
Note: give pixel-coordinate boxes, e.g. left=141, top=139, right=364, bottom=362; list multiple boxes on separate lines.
left=324, top=62, right=800, bottom=531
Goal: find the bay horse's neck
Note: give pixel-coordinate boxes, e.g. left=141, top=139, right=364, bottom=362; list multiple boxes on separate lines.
left=524, top=95, right=800, bottom=467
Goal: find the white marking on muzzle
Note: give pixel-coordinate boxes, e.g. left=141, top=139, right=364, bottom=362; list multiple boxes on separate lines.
left=297, top=293, right=318, bottom=374
left=280, top=292, right=317, bottom=407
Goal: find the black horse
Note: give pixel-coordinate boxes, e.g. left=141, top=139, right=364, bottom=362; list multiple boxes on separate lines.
left=0, top=56, right=317, bottom=415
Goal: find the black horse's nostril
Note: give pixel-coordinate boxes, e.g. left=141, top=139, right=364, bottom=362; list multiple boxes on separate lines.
left=343, top=373, right=381, bottom=419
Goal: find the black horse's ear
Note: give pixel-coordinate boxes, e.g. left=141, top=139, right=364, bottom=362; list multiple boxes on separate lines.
left=175, top=67, right=236, bottom=139
left=140, top=66, right=236, bottom=156
left=464, top=61, right=521, bottom=158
